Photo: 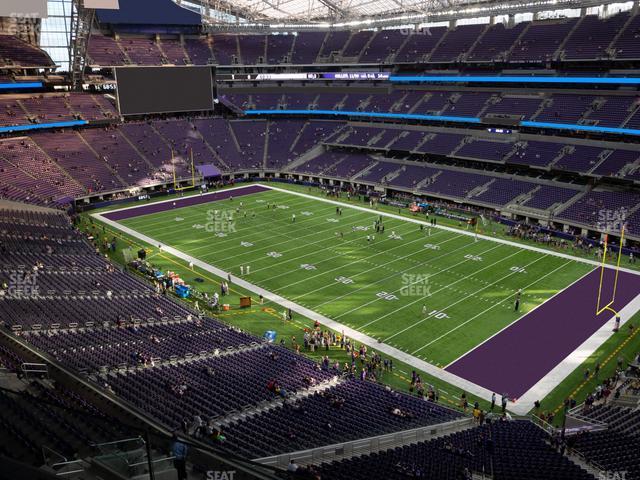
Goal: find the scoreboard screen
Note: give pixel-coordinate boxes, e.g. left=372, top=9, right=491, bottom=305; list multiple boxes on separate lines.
left=115, top=66, right=215, bottom=116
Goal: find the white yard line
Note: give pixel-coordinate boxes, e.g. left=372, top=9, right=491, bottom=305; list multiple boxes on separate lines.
left=411, top=255, right=559, bottom=354
left=280, top=231, right=460, bottom=298
left=229, top=214, right=415, bottom=276
left=95, top=183, right=640, bottom=414
left=209, top=211, right=372, bottom=266
left=380, top=249, right=530, bottom=339
left=261, top=184, right=640, bottom=278
left=258, top=225, right=442, bottom=284
left=93, top=212, right=499, bottom=405
left=121, top=189, right=306, bottom=232
left=141, top=197, right=344, bottom=256
left=343, top=243, right=506, bottom=323
left=310, top=235, right=476, bottom=310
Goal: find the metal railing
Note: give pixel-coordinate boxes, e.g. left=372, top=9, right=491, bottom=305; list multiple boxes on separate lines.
left=21, top=362, right=48, bottom=378
left=256, top=417, right=474, bottom=469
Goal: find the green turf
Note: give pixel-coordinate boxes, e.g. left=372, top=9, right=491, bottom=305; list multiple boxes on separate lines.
left=80, top=215, right=478, bottom=412
left=116, top=186, right=593, bottom=370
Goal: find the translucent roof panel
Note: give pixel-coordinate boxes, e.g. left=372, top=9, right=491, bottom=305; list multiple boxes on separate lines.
left=203, top=0, right=501, bottom=22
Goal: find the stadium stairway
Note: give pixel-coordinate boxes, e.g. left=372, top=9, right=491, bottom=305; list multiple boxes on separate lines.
left=284, top=144, right=327, bottom=172
left=548, top=187, right=590, bottom=217
left=351, top=159, right=383, bottom=181
left=555, top=15, right=586, bottom=61
left=608, top=13, right=637, bottom=55
left=613, top=394, right=640, bottom=408
left=262, top=121, right=270, bottom=171
left=415, top=170, right=440, bottom=190
left=213, top=376, right=341, bottom=429
left=462, top=25, right=490, bottom=62
left=564, top=449, right=605, bottom=480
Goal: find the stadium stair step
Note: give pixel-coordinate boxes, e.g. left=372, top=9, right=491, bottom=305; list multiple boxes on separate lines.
left=351, top=160, right=381, bottom=181
left=467, top=178, right=495, bottom=199
left=288, top=121, right=308, bottom=153
left=393, top=32, right=414, bottom=64
left=233, top=36, right=241, bottom=64
left=552, top=187, right=591, bottom=217
left=564, top=449, right=605, bottom=480
left=505, top=21, right=532, bottom=60
left=407, top=93, right=429, bottom=114
left=415, top=169, right=440, bottom=190
left=555, top=14, right=586, bottom=61
left=14, top=98, right=34, bottom=120
left=508, top=185, right=539, bottom=209
left=286, top=34, right=297, bottom=64
left=262, top=121, right=270, bottom=171
left=356, top=33, right=378, bottom=63
left=608, top=13, right=637, bottom=57
left=378, top=129, right=405, bottom=150
left=412, top=132, right=436, bottom=152
left=621, top=102, right=640, bottom=127
left=217, top=377, right=342, bottom=429
left=189, top=119, right=231, bottom=171
left=76, top=131, right=128, bottom=187
left=226, top=120, right=243, bottom=153
left=118, top=127, right=165, bottom=173
left=449, top=135, right=469, bottom=157
left=284, top=144, right=325, bottom=173
left=463, top=23, right=491, bottom=61
left=547, top=144, right=572, bottom=170
left=425, top=26, right=451, bottom=62
left=114, top=35, right=133, bottom=64
left=530, top=95, right=552, bottom=121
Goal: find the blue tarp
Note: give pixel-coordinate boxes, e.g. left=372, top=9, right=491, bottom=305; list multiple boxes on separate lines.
left=197, top=164, right=222, bottom=178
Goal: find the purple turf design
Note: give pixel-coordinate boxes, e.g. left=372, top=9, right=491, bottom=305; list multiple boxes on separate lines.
left=446, top=268, right=640, bottom=399
left=103, top=185, right=270, bottom=221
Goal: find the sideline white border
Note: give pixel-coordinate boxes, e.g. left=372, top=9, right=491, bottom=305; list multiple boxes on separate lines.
left=92, top=183, right=640, bottom=415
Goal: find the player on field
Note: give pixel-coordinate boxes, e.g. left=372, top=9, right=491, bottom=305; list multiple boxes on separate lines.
left=514, top=289, right=522, bottom=312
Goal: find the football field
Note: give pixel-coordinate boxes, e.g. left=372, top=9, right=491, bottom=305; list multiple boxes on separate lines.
left=95, top=184, right=640, bottom=413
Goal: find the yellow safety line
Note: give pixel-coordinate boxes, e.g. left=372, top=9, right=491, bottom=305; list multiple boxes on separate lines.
left=552, top=325, right=638, bottom=415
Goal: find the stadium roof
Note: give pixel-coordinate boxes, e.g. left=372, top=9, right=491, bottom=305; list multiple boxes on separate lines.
left=194, top=0, right=627, bottom=26
left=215, top=0, right=496, bottom=21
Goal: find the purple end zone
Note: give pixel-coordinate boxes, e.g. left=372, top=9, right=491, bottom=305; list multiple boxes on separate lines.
left=446, top=268, right=640, bottom=398
left=102, top=185, right=270, bottom=221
